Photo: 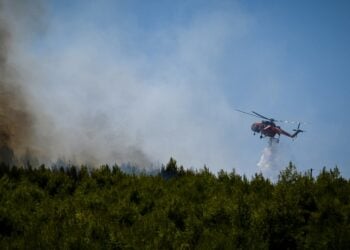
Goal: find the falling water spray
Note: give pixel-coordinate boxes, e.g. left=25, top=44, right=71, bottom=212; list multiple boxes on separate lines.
left=257, top=138, right=281, bottom=179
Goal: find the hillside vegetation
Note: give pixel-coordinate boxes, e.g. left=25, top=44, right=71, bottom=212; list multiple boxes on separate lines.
left=0, top=159, right=349, bottom=249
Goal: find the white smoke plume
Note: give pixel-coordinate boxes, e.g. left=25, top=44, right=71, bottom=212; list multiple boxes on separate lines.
left=0, top=1, right=250, bottom=170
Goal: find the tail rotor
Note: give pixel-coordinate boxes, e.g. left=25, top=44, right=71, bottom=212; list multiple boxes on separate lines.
left=292, top=123, right=305, bottom=138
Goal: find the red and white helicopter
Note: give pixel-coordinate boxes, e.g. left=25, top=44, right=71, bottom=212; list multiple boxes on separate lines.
left=235, top=109, right=304, bottom=143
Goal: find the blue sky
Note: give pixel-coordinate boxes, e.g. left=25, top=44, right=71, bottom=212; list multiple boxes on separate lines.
left=7, top=0, right=350, bottom=177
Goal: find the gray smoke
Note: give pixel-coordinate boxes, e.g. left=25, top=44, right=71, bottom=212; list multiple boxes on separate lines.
left=0, top=0, right=151, bottom=167
left=0, top=0, right=37, bottom=165
left=0, top=1, right=244, bottom=170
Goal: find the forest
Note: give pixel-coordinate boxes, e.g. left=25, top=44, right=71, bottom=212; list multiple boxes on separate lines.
left=0, top=158, right=349, bottom=249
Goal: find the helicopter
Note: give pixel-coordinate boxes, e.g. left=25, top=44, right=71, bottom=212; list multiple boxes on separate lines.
left=235, top=109, right=304, bottom=143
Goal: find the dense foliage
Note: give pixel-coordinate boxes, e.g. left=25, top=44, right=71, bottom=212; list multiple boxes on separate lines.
left=0, top=158, right=349, bottom=249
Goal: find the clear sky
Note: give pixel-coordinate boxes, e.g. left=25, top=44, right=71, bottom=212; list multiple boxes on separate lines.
left=7, top=0, right=350, bottom=177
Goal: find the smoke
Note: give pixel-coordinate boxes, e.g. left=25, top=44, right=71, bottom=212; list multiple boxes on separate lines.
left=0, top=1, right=246, bottom=169
left=0, top=0, right=37, bottom=165
left=257, top=138, right=282, bottom=179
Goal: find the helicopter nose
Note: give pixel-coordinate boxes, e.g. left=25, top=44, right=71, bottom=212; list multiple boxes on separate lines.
left=251, top=123, right=260, bottom=133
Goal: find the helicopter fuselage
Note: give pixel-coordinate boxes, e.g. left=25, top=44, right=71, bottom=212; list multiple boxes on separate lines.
left=251, top=122, right=276, bottom=137
left=251, top=120, right=300, bottom=139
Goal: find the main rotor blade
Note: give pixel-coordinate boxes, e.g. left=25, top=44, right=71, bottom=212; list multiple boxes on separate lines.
left=280, top=120, right=308, bottom=125
left=280, top=120, right=297, bottom=124
left=234, top=109, right=261, bottom=118
left=251, top=111, right=272, bottom=121
left=238, top=109, right=308, bottom=125
left=252, top=111, right=298, bottom=124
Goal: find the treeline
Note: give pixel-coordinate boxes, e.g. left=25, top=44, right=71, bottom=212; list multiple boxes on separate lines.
left=0, top=159, right=350, bottom=249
